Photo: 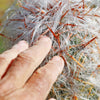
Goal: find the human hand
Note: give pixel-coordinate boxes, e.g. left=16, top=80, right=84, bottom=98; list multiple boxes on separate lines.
left=0, top=36, right=64, bottom=100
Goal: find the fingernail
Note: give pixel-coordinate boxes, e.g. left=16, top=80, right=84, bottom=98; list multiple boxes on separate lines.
left=52, top=56, right=64, bottom=72
left=18, top=40, right=28, bottom=46
left=53, top=56, right=62, bottom=61
left=40, top=36, right=50, bottom=41
left=49, top=98, right=56, bottom=100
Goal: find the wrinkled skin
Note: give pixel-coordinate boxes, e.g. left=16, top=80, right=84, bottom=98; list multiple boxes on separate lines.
left=0, top=36, right=64, bottom=100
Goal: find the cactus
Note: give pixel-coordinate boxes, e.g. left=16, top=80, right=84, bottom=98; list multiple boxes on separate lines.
left=0, top=0, right=100, bottom=99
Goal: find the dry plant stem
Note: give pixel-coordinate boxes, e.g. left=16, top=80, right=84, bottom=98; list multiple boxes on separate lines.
left=81, top=36, right=98, bottom=49
left=64, top=50, right=85, bottom=69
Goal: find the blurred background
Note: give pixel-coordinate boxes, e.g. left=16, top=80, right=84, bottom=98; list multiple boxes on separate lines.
left=0, top=0, right=14, bottom=53
left=0, top=0, right=14, bottom=18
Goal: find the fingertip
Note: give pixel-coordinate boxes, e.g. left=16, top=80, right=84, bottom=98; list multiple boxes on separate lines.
left=49, top=98, right=56, bottom=100
left=40, top=36, right=52, bottom=47
left=52, top=56, right=64, bottom=74
left=18, top=40, right=28, bottom=45
left=13, top=40, right=29, bottom=51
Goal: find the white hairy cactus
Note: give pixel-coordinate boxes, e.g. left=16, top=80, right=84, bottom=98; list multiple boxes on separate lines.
left=0, top=0, right=100, bottom=99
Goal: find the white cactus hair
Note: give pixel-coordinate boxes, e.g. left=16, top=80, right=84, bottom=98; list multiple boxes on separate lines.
left=0, top=0, right=100, bottom=99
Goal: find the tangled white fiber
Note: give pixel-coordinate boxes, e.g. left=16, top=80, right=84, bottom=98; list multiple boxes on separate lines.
left=0, top=0, right=100, bottom=99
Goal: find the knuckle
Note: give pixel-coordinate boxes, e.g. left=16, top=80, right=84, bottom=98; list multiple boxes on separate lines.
left=0, top=55, right=8, bottom=63
left=33, top=69, right=52, bottom=93
left=36, top=67, right=53, bottom=82
left=17, top=52, right=35, bottom=64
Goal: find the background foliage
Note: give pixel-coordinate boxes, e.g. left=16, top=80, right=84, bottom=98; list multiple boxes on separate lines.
left=0, top=0, right=14, bottom=18
left=0, top=0, right=14, bottom=53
